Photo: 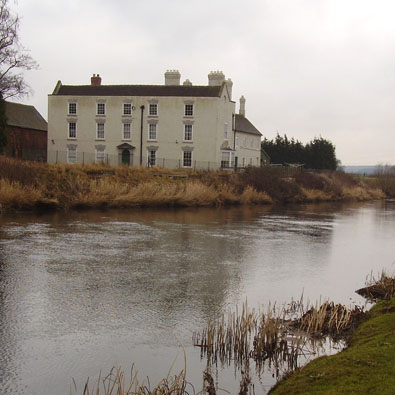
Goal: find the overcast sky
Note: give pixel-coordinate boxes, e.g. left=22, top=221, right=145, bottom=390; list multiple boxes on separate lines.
left=11, top=0, right=395, bottom=165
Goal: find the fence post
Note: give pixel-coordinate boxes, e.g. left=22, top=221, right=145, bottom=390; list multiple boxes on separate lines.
left=56, top=150, right=58, bottom=164
left=82, top=152, right=85, bottom=165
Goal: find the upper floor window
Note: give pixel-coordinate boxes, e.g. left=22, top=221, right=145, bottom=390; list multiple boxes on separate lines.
left=184, top=104, right=193, bottom=116
left=123, top=103, right=132, bottom=115
left=68, top=102, right=77, bottom=115
left=97, top=102, right=106, bottom=115
left=149, top=103, right=158, bottom=116
left=123, top=123, right=131, bottom=140
left=224, top=123, right=228, bottom=140
left=184, top=124, right=193, bottom=141
left=97, top=123, right=105, bottom=139
left=68, top=122, right=76, bottom=139
left=148, top=123, right=157, bottom=140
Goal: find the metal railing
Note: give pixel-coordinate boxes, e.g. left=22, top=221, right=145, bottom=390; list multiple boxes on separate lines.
left=47, top=150, right=238, bottom=171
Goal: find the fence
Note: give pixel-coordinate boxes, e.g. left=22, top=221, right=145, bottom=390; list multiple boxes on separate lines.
left=4, top=148, right=47, bottom=162
left=47, top=150, right=233, bottom=171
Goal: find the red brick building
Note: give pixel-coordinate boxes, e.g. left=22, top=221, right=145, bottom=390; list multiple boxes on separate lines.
left=4, top=101, right=47, bottom=161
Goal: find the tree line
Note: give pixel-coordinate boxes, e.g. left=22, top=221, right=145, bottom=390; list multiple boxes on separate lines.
left=262, top=134, right=339, bottom=170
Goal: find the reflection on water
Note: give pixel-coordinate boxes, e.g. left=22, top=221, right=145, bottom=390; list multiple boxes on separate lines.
left=0, top=201, right=394, bottom=394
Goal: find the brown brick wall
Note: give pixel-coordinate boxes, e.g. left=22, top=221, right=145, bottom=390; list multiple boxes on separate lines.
left=4, top=126, right=47, bottom=161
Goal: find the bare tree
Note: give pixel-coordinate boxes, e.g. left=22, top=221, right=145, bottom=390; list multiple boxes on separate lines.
left=0, top=0, right=37, bottom=99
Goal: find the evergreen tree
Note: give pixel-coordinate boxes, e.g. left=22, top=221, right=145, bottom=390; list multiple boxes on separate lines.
left=305, top=137, right=337, bottom=170
left=261, top=134, right=338, bottom=170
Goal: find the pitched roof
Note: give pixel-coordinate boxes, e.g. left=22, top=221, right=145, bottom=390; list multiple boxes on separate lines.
left=234, top=114, right=262, bottom=136
left=54, top=84, right=222, bottom=98
left=5, top=101, right=47, bottom=131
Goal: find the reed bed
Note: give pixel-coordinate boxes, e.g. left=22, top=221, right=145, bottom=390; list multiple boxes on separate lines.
left=356, top=269, right=395, bottom=301
left=72, top=364, right=192, bottom=395
left=193, top=298, right=364, bottom=376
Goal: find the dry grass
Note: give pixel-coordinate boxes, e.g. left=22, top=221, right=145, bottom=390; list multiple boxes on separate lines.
left=0, top=157, right=386, bottom=212
left=240, top=186, right=273, bottom=204
left=0, top=179, right=44, bottom=208
left=298, top=187, right=332, bottom=202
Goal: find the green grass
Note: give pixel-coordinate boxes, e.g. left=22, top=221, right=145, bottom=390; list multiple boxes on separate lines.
left=269, top=298, right=395, bottom=394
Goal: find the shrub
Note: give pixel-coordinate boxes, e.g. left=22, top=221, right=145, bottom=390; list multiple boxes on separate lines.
left=239, top=166, right=301, bottom=202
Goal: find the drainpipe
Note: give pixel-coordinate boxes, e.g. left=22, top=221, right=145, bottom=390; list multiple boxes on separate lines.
left=140, top=105, right=145, bottom=166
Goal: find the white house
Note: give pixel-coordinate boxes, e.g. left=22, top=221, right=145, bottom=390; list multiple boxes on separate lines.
left=47, top=70, right=262, bottom=169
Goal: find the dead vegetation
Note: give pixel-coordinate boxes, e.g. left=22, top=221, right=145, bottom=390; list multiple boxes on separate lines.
left=72, top=364, right=191, bottom=395
left=356, top=269, right=395, bottom=301
left=0, top=157, right=385, bottom=212
left=192, top=298, right=365, bottom=378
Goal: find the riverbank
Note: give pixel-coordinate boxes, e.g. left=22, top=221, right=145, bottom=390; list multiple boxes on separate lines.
left=0, top=157, right=386, bottom=212
left=269, top=298, right=395, bottom=394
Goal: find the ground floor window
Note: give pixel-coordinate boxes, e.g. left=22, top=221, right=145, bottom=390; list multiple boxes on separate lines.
left=148, top=150, right=156, bottom=166
left=221, top=151, right=234, bottom=168
left=95, top=148, right=105, bottom=163
left=183, top=151, right=192, bottom=167
left=67, top=147, right=77, bottom=163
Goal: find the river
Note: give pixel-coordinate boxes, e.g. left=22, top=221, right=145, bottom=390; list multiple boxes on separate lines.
left=0, top=201, right=394, bottom=394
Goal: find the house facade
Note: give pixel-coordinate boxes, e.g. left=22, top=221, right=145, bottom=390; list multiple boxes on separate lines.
left=4, top=101, right=47, bottom=161
left=48, top=71, right=262, bottom=169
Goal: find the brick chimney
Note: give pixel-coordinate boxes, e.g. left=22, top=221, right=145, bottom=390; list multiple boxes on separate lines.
left=91, top=74, right=102, bottom=86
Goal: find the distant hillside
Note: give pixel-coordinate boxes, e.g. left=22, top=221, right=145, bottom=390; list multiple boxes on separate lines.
left=342, top=166, right=377, bottom=175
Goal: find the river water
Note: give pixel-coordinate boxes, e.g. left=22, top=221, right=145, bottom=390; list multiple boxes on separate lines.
left=0, top=201, right=394, bottom=394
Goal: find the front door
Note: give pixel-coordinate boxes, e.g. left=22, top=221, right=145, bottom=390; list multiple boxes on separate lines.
left=121, top=149, right=131, bottom=165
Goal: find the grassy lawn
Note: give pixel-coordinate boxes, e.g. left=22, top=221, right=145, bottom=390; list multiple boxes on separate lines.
left=269, top=298, right=395, bottom=394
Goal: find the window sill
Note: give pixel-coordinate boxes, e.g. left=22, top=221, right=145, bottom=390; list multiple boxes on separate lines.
left=148, top=115, right=158, bottom=118
left=182, top=140, right=193, bottom=143
left=183, top=115, right=194, bottom=118
left=67, top=137, right=77, bottom=140
left=96, top=114, right=106, bottom=117
left=95, top=138, right=105, bottom=141
left=147, top=139, right=158, bottom=142
left=122, top=139, right=132, bottom=142
left=67, top=114, right=77, bottom=117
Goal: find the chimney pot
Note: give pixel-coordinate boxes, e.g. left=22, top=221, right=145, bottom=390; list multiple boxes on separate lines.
left=208, top=70, right=225, bottom=86
left=239, top=96, right=246, bottom=117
